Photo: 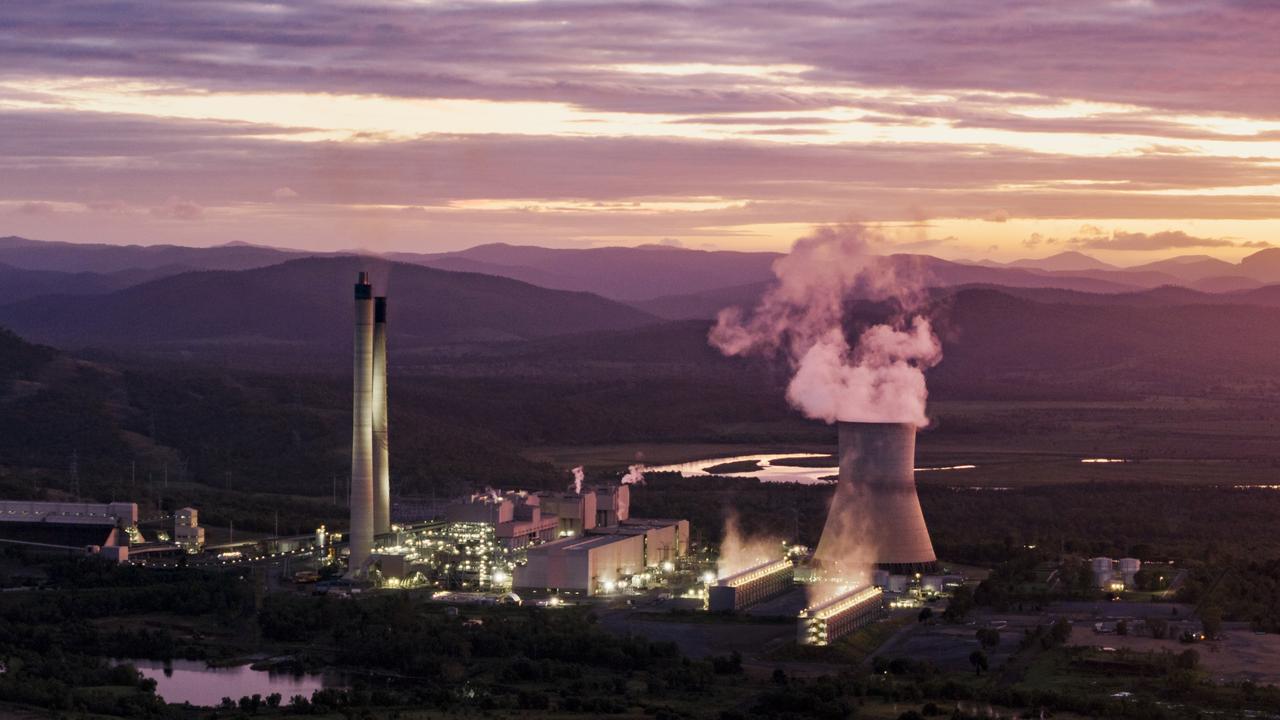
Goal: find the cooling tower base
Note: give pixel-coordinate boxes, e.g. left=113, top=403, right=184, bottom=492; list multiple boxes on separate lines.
left=876, top=561, right=939, bottom=575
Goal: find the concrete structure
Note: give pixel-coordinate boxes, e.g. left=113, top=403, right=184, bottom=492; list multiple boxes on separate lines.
left=814, top=422, right=936, bottom=576
left=350, top=272, right=375, bottom=573
left=797, top=585, right=885, bottom=646
left=709, top=558, right=794, bottom=612
left=1092, top=557, right=1142, bottom=590
left=0, top=500, right=137, bottom=562
left=0, top=501, right=137, bottom=526
left=515, top=533, right=646, bottom=596
left=540, top=492, right=597, bottom=536
left=372, top=296, right=391, bottom=536
left=446, top=493, right=515, bottom=525
left=173, top=506, right=204, bottom=550
left=594, top=485, right=630, bottom=526
left=591, top=519, right=688, bottom=567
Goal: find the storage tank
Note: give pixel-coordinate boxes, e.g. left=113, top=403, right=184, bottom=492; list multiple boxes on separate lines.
left=1118, top=557, right=1141, bottom=585
left=1091, top=557, right=1114, bottom=588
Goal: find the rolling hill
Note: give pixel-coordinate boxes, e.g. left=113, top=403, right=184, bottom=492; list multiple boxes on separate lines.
left=391, top=243, right=784, bottom=301
left=0, top=236, right=309, bottom=273
left=0, top=256, right=658, bottom=357
left=480, top=287, right=1280, bottom=401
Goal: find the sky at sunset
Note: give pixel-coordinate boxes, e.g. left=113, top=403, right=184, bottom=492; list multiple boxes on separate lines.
left=2, top=1, right=1278, bottom=263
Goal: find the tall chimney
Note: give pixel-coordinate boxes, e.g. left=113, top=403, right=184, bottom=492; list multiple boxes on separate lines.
left=372, top=296, right=390, bottom=535
left=814, top=422, right=936, bottom=576
left=349, top=272, right=375, bottom=572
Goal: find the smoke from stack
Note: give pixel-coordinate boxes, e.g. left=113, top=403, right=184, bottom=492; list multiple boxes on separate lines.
left=620, top=464, right=645, bottom=485
left=570, top=466, right=585, bottom=494
left=372, top=296, right=390, bottom=535
left=708, top=223, right=941, bottom=426
left=349, top=272, right=375, bottom=573
left=717, top=510, right=784, bottom=578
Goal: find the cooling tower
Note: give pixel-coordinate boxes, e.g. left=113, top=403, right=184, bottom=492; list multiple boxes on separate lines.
left=349, top=272, right=375, bottom=573
left=813, top=422, right=936, bottom=576
left=372, top=296, right=390, bottom=535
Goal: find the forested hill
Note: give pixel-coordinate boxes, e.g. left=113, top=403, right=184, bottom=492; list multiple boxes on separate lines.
left=0, top=256, right=658, bottom=357
left=0, top=326, right=563, bottom=532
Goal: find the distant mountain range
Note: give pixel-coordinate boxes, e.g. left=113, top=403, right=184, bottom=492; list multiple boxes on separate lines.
left=3, top=234, right=1280, bottom=335
left=388, top=243, right=785, bottom=301
left=0, top=256, right=656, bottom=357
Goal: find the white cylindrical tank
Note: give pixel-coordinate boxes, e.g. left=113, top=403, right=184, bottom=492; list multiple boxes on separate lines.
left=349, top=272, right=375, bottom=574
left=372, top=296, right=391, bottom=535
left=1091, top=557, right=1114, bottom=588
left=1118, top=557, right=1141, bottom=586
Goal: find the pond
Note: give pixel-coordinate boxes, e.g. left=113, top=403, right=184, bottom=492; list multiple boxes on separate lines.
left=120, top=658, right=345, bottom=707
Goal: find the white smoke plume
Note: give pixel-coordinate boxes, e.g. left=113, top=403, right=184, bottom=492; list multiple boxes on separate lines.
left=717, top=510, right=784, bottom=578
left=620, top=464, right=646, bottom=485
left=570, top=466, right=585, bottom=494
left=709, top=223, right=941, bottom=427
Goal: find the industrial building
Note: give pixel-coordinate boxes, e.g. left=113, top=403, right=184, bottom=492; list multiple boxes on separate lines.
left=517, top=532, right=646, bottom=595
left=797, top=585, right=885, bottom=646
left=0, top=500, right=136, bottom=563
left=445, top=492, right=560, bottom=549
left=813, top=422, right=936, bottom=577
left=173, top=507, right=205, bottom=550
left=589, top=517, right=689, bottom=567
left=513, top=516, right=690, bottom=596
left=504, top=486, right=688, bottom=596
left=708, top=558, right=794, bottom=612
left=1091, top=557, right=1142, bottom=591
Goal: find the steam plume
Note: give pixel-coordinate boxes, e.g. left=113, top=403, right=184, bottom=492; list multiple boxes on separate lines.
left=717, top=511, right=783, bottom=577
left=620, top=464, right=646, bottom=485
left=570, top=466, right=585, bottom=494
left=709, top=224, right=941, bottom=426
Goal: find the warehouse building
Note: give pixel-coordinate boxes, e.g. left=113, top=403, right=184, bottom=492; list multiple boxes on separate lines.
left=515, top=532, right=646, bottom=595
left=0, top=500, right=136, bottom=563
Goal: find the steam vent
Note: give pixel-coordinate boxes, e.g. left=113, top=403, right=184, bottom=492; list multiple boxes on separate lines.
left=814, top=422, right=936, bottom=575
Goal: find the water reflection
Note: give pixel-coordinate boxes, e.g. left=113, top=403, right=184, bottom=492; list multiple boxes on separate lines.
left=121, top=658, right=344, bottom=707
left=646, top=453, right=980, bottom=485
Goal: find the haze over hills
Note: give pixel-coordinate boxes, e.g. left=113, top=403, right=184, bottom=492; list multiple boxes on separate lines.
left=0, top=262, right=184, bottom=305
left=1005, top=251, right=1117, bottom=272
left=2, top=234, right=1280, bottom=319
left=0, top=235, right=310, bottom=273
left=388, top=243, right=785, bottom=301
left=483, top=287, right=1280, bottom=401
left=0, top=256, right=657, bottom=358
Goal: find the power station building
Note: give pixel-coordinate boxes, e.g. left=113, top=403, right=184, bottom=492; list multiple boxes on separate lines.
left=510, top=490, right=689, bottom=596
left=0, top=500, right=136, bottom=563
left=813, top=422, right=936, bottom=578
